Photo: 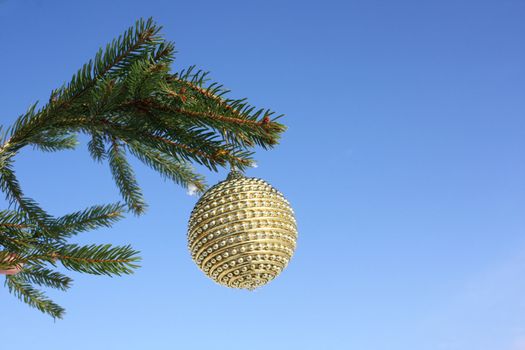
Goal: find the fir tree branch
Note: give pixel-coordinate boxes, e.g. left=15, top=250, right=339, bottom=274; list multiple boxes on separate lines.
left=51, top=203, right=125, bottom=236
left=126, top=141, right=207, bottom=193
left=4, top=18, right=165, bottom=150
left=52, top=116, right=252, bottom=170
left=0, top=209, right=29, bottom=228
left=29, top=131, right=78, bottom=152
left=0, top=162, right=53, bottom=229
left=108, top=138, right=146, bottom=215
left=5, top=275, right=66, bottom=319
left=16, top=265, right=72, bottom=291
left=87, top=131, right=107, bottom=162
left=56, top=244, right=140, bottom=276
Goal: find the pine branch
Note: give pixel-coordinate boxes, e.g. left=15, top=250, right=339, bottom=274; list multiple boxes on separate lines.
left=127, top=141, right=207, bottom=193
left=49, top=17, right=163, bottom=110
left=0, top=162, right=53, bottom=229
left=0, top=209, right=28, bottom=228
left=56, top=244, right=140, bottom=276
left=0, top=212, right=34, bottom=251
left=108, top=138, right=146, bottom=215
left=29, top=130, right=78, bottom=152
left=77, top=116, right=250, bottom=170
left=166, top=72, right=286, bottom=148
left=50, top=203, right=125, bottom=237
left=4, top=18, right=166, bottom=151
left=16, top=265, right=72, bottom=291
left=87, top=131, right=107, bottom=162
left=5, top=275, right=66, bottom=319
left=0, top=234, right=33, bottom=252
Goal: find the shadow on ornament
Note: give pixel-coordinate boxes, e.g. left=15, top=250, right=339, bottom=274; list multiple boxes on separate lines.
left=188, top=170, right=297, bottom=290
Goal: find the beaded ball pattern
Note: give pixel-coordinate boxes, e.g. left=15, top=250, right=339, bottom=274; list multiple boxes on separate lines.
left=187, top=171, right=297, bottom=290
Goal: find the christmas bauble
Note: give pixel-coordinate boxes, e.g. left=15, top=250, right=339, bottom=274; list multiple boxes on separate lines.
left=187, top=171, right=297, bottom=290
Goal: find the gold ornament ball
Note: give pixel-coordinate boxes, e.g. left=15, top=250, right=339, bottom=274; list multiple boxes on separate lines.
left=187, top=171, right=297, bottom=290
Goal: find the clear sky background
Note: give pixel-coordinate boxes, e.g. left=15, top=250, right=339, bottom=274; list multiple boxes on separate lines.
left=0, top=0, right=524, bottom=349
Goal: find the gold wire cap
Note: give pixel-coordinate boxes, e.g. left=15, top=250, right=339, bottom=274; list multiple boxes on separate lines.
left=226, top=169, right=245, bottom=180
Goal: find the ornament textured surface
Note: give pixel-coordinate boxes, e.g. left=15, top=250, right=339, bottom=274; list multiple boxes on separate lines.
left=187, top=171, right=297, bottom=290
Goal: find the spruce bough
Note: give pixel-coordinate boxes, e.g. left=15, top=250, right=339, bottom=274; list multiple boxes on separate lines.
left=0, top=18, right=285, bottom=319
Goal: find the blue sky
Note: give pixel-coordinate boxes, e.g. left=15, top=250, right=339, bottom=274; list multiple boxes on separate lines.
left=0, top=0, right=524, bottom=349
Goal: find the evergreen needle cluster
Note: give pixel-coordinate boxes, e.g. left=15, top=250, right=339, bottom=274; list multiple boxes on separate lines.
left=0, top=18, right=285, bottom=318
